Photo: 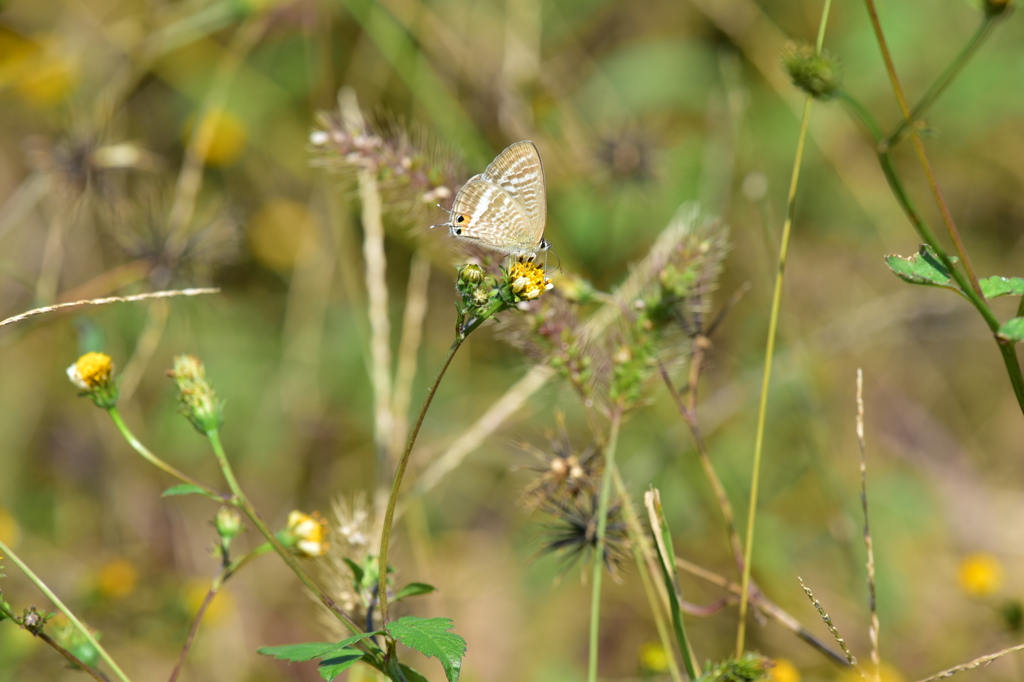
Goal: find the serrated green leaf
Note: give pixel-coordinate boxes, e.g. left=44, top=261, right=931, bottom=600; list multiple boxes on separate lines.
left=258, top=642, right=340, bottom=662
left=998, top=317, right=1024, bottom=343
left=981, top=276, right=1024, bottom=299
left=885, top=245, right=959, bottom=291
left=317, top=651, right=365, bottom=681
left=387, top=616, right=466, bottom=682
left=392, top=582, right=436, bottom=602
left=161, top=484, right=221, bottom=501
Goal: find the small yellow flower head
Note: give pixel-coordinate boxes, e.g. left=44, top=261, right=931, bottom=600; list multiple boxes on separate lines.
left=959, top=553, right=1003, bottom=597
left=508, top=259, right=553, bottom=302
left=770, top=658, right=800, bottom=682
left=284, top=510, right=329, bottom=558
left=67, top=352, right=118, bottom=408
left=168, top=355, right=224, bottom=434
left=638, top=641, right=669, bottom=674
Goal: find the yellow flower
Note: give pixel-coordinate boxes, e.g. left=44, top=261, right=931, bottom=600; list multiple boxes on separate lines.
left=186, top=109, right=247, bottom=167
left=184, top=580, right=235, bottom=624
left=67, top=352, right=114, bottom=390
left=638, top=641, right=669, bottom=674
left=959, top=553, right=1003, bottom=597
left=67, top=352, right=118, bottom=408
left=770, top=659, right=800, bottom=682
left=96, top=558, right=139, bottom=599
left=508, top=259, right=553, bottom=301
left=286, top=510, right=329, bottom=557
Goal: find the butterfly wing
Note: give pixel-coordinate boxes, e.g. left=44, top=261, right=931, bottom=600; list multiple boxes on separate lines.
left=480, top=140, right=547, bottom=247
left=448, top=177, right=536, bottom=254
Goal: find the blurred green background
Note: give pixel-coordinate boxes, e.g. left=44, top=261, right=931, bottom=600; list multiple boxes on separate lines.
left=1, top=0, right=1024, bottom=680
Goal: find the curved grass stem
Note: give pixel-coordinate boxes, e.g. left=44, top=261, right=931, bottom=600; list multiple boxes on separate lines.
left=587, top=409, right=623, bottom=682
left=0, top=539, right=132, bottom=682
left=377, top=337, right=463, bottom=627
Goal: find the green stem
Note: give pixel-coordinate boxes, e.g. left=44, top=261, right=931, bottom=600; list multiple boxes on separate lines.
left=884, top=18, right=995, bottom=149
left=0, top=539, right=132, bottom=682
left=0, top=600, right=108, bottom=682
left=378, top=337, right=464, bottom=627
left=837, top=89, right=1024, bottom=415
left=204, top=430, right=361, bottom=634
left=737, top=95, right=814, bottom=658
left=107, top=407, right=224, bottom=499
left=587, top=409, right=623, bottom=682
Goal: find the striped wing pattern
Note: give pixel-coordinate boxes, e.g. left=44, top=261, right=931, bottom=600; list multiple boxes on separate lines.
left=447, top=140, right=547, bottom=255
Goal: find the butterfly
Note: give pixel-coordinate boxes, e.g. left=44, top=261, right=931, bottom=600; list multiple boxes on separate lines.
left=437, top=140, right=550, bottom=260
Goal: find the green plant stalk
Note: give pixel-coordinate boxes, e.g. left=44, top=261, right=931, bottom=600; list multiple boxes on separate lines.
left=884, top=17, right=996, bottom=149
left=587, top=410, right=623, bottom=682
left=645, top=488, right=699, bottom=680
left=204, top=430, right=361, bottom=634
left=378, top=337, right=463, bottom=627
left=737, top=94, right=814, bottom=658
left=864, top=0, right=981, bottom=295
left=169, top=543, right=274, bottom=682
left=0, top=539, right=132, bottom=682
left=0, top=600, right=108, bottom=682
left=837, top=91, right=1024, bottom=414
left=107, top=407, right=223, bottom=499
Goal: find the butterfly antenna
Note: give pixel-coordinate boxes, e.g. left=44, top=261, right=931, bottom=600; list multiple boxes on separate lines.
left=546, top=246, right=562, bottom=273
left=430, top=203, right=451, bottom=230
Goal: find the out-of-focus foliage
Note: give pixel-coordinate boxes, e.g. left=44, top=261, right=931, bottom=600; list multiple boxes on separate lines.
left=1, top=0, right=1024, bottom=680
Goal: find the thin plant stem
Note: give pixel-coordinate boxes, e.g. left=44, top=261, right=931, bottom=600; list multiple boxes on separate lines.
left=884, top=17, right=996, bottom=148
left=107, top=407, right=224, bottom=499
left=658, top=357, right=744, bottom=573
left=391, top=252, right=432, bottom=458
left=204, top=430, right=360, bottom=633
left=915, top=643, right=1024, bottom=682
left=0, top=539, right=132, bottom=682
left=587, top=409, right=623, bottom=682
left=737, top=94, right=813, bottom=659
left=856, top=370, right=880, bottom=682
left=0, top=600, right=109, bottom=682
left=799, top=577, right=863, bottom=678
left=168, top=543, right=273, bottom=682
left=836, top=92, right=1024, bottom=414
left=0, top=288, right=219, bottom=328
left=378, top=338, right=463, bottom=626
left=863, top=0, right=981, bottom=295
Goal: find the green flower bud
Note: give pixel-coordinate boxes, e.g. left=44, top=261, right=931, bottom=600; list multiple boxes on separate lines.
left=783, top=43, right=842, bottom=100
left=168, top=355, right=224, bottom=434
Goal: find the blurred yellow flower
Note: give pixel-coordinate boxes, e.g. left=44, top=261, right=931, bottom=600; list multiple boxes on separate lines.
left=0, top=33, right=77, bottom=106
left=959, top=553, right=1003, bottom=597
left=187, top=109, right=247, bottom=167
left=286, top=510, right=329, bottom=558
left=185, top=580, right=235, bottom=624
left=638, top=640, right=669, bottom=674
left=96, top=558, right=139, bottom=599
left=838, top=662, right=904, bottom=682
left=0, top=507, right=20, bottom=547
left=770, top=659, right=800, bottom=682
left=248, top=198, right=319, bottom=271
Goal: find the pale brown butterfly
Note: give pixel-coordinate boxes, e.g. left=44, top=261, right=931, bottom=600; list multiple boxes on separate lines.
left=435, top=140, right=550, bottom=259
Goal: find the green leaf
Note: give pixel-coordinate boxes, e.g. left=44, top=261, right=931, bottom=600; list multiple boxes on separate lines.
left=399, top=664, right=430, bottom=682
left=343, top=558, right=364, bottom=585
left=258, top=642, right=340, bottom=662
left=161, top=484, right=220, bottom=501
left=392, top=582, right=437, bottom=602
left=387, top=616, right=466, bottom=682
left=998, top=317, right=1024, bottom=343
left=317, top=651, right=365, bottom=681
left=885, top=245, right=959, bottom=291
left=981, top=276, right=1024, bottom=299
